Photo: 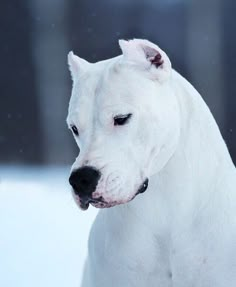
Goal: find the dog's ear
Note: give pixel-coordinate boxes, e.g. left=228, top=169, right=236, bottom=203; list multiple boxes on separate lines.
left=68, top=51, right=89, bottom=82
left=119, top=39, right=171, bottom=83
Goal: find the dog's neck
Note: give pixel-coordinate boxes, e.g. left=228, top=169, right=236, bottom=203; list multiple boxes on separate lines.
left=172, top=70, right=232, bottom=167
left=169, top=70, right=234, bottom=187
left=151, top=71, right=234, bottom=224
left=119, top=70, right=234, bottom=232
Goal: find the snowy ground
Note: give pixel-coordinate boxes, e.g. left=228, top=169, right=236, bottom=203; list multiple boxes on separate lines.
left=0, top=166, right=98, bottom=287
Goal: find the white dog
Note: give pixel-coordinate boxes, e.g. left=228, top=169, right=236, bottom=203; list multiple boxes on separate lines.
left=67, top=39, right=236, bottom=287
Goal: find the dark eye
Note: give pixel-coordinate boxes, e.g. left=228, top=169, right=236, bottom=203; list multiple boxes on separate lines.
left=114, top=113, right=132, bottom=126
left=71, top=125, right=79, bottom=136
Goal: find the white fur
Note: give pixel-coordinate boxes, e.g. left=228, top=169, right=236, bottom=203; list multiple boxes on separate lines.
left=67, top=39, right=236, bottom=287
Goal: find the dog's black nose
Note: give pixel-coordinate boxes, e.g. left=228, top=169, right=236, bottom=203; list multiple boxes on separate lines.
left=69, top=166, right=101, bottom=196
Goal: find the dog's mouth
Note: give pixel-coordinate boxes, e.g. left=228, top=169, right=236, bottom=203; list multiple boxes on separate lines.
left=73, top=195, right=105, bottom=210
left=72, top=178, right=149, bottom=211
left=74, top=196, right=119, bottom=210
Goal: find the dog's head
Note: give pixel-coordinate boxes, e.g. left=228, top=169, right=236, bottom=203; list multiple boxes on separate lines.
left=67, top=39, right=180, bottom=210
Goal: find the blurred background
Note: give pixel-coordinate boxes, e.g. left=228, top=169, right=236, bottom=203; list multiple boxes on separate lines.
left=0, top=0, right=235, bottom=166
left=0, top=1, right=235, bottom=286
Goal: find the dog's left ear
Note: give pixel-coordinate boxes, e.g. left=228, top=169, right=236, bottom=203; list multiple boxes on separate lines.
left=68, top=51, right=89, bottom=82
left=119, top=39, right=171, bottom=83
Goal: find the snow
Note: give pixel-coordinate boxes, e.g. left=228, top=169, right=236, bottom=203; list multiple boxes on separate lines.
left=0, top=166, right=98, bottom=287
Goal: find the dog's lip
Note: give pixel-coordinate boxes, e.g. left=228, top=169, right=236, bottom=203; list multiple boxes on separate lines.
left=73, top=193, right=105, bottom=210
left=135, top=178, right=149, bottom=195
left=72, top=193, right=89, bottom=210
left=80, top=198, right=104, bottom=210
left=90, top=201, right=119, bottom=209
left=79, top=201, right=89, bottom=210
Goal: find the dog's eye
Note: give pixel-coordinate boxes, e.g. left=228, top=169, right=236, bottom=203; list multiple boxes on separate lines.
left=71, top=125, right=79, bottom=136
left=114, top=113, right=132, bottom=126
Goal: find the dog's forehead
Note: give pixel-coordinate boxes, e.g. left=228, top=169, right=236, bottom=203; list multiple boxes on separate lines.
left=68, top=56, right=152, bottom=127
left=67, top=73, right=99, bottom=127
left=71, top=58, right=118, bottom=101
left=71, top=59, right=139, bottom=104
left=67, top=58, right=116, bottom=124
left=96, top=62, right=151, bottom=108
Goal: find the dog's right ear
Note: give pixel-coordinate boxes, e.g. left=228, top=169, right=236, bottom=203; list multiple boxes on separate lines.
left=119, top=39, right=171, bottom=83
left=68, top=51, right=89, bottom=82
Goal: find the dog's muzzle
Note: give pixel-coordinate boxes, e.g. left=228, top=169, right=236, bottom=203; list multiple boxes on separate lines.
left=70, top=170, right=149, bottom=210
